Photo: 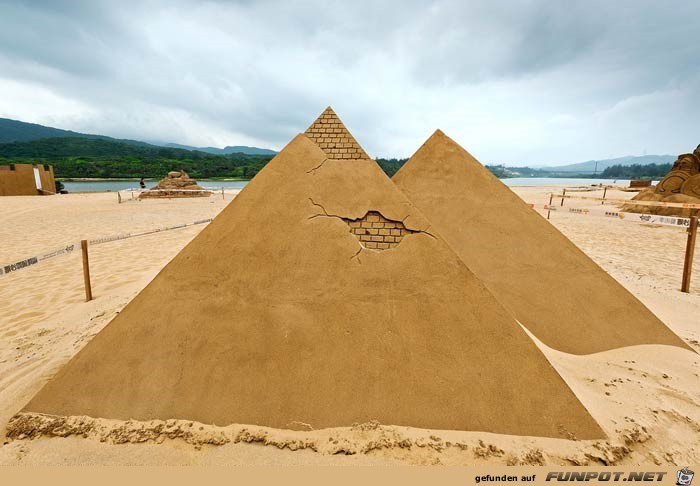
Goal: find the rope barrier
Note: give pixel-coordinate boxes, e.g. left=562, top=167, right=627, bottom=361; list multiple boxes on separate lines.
left=117, top=187, right=238, bottom=203
left=552, top=193, right=700, bottom=209
left=121, top=188, right=220, bottom=193
left=88, top=219, right=212, bottom=246
left=0, top=218, right=212, bottom=278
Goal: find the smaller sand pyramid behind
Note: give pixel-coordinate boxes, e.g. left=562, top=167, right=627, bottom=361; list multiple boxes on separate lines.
left=393, top=130, right=692, bottom=355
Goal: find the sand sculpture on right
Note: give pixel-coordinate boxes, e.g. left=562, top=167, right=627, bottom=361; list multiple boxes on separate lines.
left=623, top=145, right=700, bottom=217
left=392, top=130, right=692, bottom=355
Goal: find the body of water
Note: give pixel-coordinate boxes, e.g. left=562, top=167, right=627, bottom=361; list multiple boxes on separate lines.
left=62, top=180, right=249, bottom=193
left=62, top=177, right=650, bottom=193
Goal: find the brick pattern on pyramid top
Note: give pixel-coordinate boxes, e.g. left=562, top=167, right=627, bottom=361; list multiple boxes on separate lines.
left=304, top=107, right=370, bottom=160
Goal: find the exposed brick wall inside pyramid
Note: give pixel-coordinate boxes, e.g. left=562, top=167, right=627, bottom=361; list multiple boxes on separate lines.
left=344, top=211, right=416, bottom=250
left=305, top=108, right=369, bottom=160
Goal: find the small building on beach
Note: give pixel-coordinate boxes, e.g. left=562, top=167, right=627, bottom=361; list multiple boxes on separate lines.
left=0, top=163, right=56, bottom=196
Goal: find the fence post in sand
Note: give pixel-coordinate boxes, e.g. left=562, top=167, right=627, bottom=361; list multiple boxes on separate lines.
left=547, top=193, right=554, bottom=220
left=560, top=188, right=566, bottom=207
left=681, top=216, right=698, bottom=293
left=602, top=187, right=607, bottom=205
left=81, top=239, right=93, bottom=302
left=222, top=186, right=225, bottom=200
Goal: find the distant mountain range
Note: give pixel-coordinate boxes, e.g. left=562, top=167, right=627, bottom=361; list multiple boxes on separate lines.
left=0, top=117, right=277, bottom=156
left=0, top=116, right=679, bottom=170
left=534, top=155, right=676, bottom=173
left=163, top=142, right=277, bottom=156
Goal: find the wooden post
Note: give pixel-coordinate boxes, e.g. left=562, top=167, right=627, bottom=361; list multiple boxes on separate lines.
left=602, top=187, right=607, bottom=205
left=222, top=186, right=225, bottom=200
left=117, top=191, right=122, bottom=204
left=681, top=216, right=698, bottom=293
left=547, top=193, right=553, bottom=220
left=81, top=239, right=93, bottom=302
left=560, top=188, right=566, bottom=207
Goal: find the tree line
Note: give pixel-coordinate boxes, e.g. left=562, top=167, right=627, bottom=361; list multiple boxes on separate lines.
left=0, top=136, right=674, bottom=180
left=0, top=137, right=273, bottom=179
left=599, top=163, right=673, bottom=179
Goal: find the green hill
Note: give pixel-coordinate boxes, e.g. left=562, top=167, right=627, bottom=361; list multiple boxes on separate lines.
left=0, top=117, right=277, bottom=155
left=0, top=137, right=215, bottom=158
left=0, top=117, right=103, bottom=143
left=0, top=117, right=152, bottom=146
left=0, top=137, right=273, bottom=179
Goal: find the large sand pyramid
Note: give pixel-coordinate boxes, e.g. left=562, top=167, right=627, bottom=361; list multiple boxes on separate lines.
left=18, top=108, right=604, bottom=439
left=392, top=130, right=691, bottom=355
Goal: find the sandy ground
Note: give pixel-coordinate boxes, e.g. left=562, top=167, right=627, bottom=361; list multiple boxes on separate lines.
left=0, top=185, right=698, bottom=465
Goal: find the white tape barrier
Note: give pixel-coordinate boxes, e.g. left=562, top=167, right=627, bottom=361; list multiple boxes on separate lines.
left=554, top=193, right=700, bottom=209
left=0, top=219, right=212, bottom=278
left=0, top=242, right=80, bottom=277
left=537, top=204, right=694, bottom=228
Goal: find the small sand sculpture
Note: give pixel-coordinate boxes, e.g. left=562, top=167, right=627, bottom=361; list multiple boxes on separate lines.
left=140, top=170, right=211, bottom=198
left=623, top=145, right=700, bottom=217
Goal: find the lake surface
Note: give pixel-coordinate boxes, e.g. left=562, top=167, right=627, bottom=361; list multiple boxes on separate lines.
left=62, top=180, right=249, bottom=193
left=62, top=177, right=645, bottom=193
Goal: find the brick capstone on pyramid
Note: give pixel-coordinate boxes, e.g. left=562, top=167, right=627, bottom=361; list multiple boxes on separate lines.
left=304, top=107, right=369, bottom=160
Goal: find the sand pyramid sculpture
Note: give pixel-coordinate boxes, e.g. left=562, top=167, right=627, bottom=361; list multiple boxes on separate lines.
left=392, top=130, right=691, bottom=355
left=16, top=108, right=604, bottom=439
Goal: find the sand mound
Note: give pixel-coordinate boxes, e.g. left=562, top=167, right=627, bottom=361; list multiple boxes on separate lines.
left=392, top=130, right=690, bottom=355
left=140, top=170, right=211, bottom=198
left=15, top=108, right=603, bottom=439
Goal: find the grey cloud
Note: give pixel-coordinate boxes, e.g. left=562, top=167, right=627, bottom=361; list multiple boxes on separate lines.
left=0, top=0, right=698, bottom=163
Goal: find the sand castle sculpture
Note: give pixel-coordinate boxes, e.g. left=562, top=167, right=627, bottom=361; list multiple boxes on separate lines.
left=623, top=145, right=700, bottom=217
left=392, top=130, right=691, bottom=355
left=12, top=108, right=607, bottom=439
left=139, top=170, right=211, bottom=198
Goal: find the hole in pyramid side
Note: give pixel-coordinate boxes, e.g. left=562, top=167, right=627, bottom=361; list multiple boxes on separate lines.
left=343, top=211, right=417, bottom=250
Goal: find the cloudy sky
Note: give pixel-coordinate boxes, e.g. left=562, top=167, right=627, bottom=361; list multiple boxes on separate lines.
left=0, top=0, right=698, bottom=165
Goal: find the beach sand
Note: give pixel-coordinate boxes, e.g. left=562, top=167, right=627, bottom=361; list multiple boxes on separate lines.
left=0, top=186, right=698, bottom=465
